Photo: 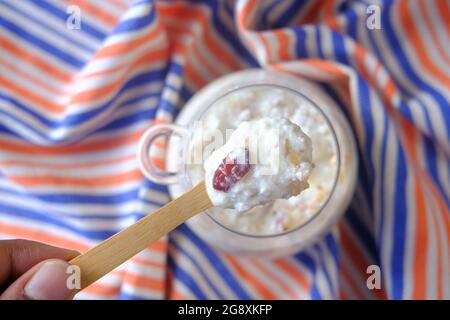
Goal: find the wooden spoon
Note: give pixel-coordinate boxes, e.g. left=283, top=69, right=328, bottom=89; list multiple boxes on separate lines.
left=69, top=181, right=212, bottom=292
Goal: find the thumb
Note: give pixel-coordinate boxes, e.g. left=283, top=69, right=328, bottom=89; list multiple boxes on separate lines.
left=1, top=259, right=72, bottom=300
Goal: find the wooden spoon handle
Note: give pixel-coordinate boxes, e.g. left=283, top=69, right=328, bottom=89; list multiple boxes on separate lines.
left=69, top=181, right=211, bottom=291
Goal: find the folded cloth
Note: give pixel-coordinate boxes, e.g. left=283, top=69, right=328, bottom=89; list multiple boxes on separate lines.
left=0, top=0, right=448, bottom=299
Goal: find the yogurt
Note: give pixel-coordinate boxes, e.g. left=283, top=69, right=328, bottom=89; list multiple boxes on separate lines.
left=188, top=85, right=338, bottom=236
left=204, top=117, right=313, bottom=212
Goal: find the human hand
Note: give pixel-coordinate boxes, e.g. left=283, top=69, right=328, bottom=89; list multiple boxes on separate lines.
left=0, top=239, right=79, bottom=300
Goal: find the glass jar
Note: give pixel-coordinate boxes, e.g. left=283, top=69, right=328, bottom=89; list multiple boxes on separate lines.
left=137, top=69, right=358, bottom=257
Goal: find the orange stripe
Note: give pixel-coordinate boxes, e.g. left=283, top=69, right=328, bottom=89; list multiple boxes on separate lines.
left=0, top=77, right=63, bottom=112
left=224, top=255, right=277, bottom=300
left=235, top=0, right=259, bottom=55
left=132, top=257, right=165, bottom=270
left=83, top=282, right=120, bottom=297
left=184, top=60, right=208, bottom=89
left=418, top=0, right=450, bottom=65
left=385, top=63, right=448, bottom=299
left=163, top=19, right=225, bottom=77
left=273, top=30, right=291, bottom=61
left=339, top=288, right=349, bottom=300
left=399, top=1, right=450, bottom=86
left=94, top=24, right=162, bottom=59
left=66, top=0, right=118, bottom=27
left=0, top=222, right=90, bottom=252
left=323, top=0, right=340, bottom=31
left=170, top=291, right=190, bottom=300
left=399, top=118, right=429, bottom=299
left=83, top=44, right=168, bottom=79
left=0, top=57, right=65, bottom=95
left=435, top=0, right=450, bottom=34
left=109, top=0, right=128, bottom=10
left=294, top=0, right=324, bottom=25
left=123, top=272, right=164, bottom=292
left=0, top=38, right=72, bottom=82
left=7, top=169, right=142, bottom=187
left=0, top=130, right=143, bottom=155
left=302, top=59, right=346, bottom=79
left=158, top=2, right=241, bottom=70
left=0, top=154, right=136, bottom=169
left=191, top=39, right=223, bottom=77
left=71, top=50, right=167, bottom=105
left=430, top=186, right=445, bottom=300
left=148, top=239, right=168, bottom=253
left=273, top=259, right=309, bottom=291
left=251, top=260, right=297, bottom=299
left=235, top=0, right=257, bottom=32
left=339, top=223, right=387, bottom=300
left=340, top=264, right=365, bottom=300
left=1, top=49, right=167, bottom=115
left=412, top=176, right=428, bottom=299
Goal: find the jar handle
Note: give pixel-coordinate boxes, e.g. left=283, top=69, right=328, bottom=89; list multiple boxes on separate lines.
left=137, top=123, right=187, bottom=185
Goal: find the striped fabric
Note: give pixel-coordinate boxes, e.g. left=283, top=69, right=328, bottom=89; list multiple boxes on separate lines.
left=0, top=0, right=448, bottom=300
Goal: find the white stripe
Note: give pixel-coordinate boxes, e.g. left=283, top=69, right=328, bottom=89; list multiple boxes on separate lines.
left=0, top=29, right=76, bottom=72
left=52, top=1, right=113, bottom=34
left=409, top=1, right=450, bottom=74
left=12, top=0, right=100, bottom=50
left=369, top=6, right=448, bottom=148
left=0, top=49, right=69, bottom=90
left=168, top=244, right=221, bottom=299
left=0, top=5, right=92, bottom=61
left=0, top=214, right=96, bottom=245
left=424, top=192, right=438, bottom=299
left=391, top=1, right=450, bottom=100
left=171, top=231, right=236, bottom=299
left=263, top=261, right=308, bottom=299
left=381, top=122, right=397, bottom=298
left=121, top=283, right=161, bottom=299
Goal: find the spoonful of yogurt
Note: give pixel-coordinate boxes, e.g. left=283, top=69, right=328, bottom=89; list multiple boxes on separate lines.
left=204, top=117, right=313, bottom=212
left=68, top=117, right=313, bottom=295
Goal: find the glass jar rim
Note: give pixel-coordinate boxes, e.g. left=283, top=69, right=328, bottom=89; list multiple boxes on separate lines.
left=187, top=83, right=342, bottom=239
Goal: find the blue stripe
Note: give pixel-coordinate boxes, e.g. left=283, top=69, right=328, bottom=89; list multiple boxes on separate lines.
left=292, top=27, right=308, bottom=58
left=357, top=77, right=376, bottom=188
left=314, top=243, right=336, bottom=298
left=390, top=140, right=408, bottom=299
left=0, top=203, right=118, bottom=240
left=1, top=0, right=95, bottom=53
left=320, top=82, right=375, bottom=218
left=209, top=0, right=259, bottom=67
left=325, top=233, right=340, bottom=268
left=315, top=25, right=324, bottom=59
left=0, top=16, right=85, bottom=68
left=272, top=0, right=308, bottom=28
left=294, top=251, right=322, bottom=300
left=0, top=68, right=165, bottom=136
left=376, top=99, right=389, bottom=250
left=170, top=237, right=225, bottom=299
left=94, top=108, right=157, bottom=132
left=29, top=0, right=106, bottom=40
left=112, top=4, right=155, bottom=34
left=260, top=0, right=284, bottom=29
left=176, top=224, right=251, bottom=299
left=331, top=30, right=349, bottom=64
left=345, top=207, right=378, bottom=262
left=380, top=0, right=450, bottom=138
left=422, top=136, right=450, bottom=206
left=167, top=254, right=207, bottom=299
left=118, top=292, right=150, bottom=300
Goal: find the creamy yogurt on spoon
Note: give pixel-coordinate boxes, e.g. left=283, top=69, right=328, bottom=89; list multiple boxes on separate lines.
left=204, top=117, right=313, bottom=212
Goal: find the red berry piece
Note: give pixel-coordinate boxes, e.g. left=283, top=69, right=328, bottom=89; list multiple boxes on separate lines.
left=212, top=147, right=251, bottom=192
